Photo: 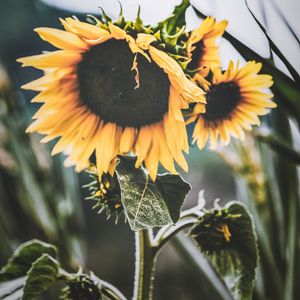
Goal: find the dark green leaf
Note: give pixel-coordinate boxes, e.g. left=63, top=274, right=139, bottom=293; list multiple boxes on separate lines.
left=22, top=254, right=59, bottom=300
left=156, top=173, right=191, bottom=222
left=116, top=157, right=190, bottom=231
left=255, top=132, right=300, bottom=164
left=191, top=201, right=258, bottom=300
left=0, top=240, right=125, bottom=300
left=0, top=240, right=57, bottom=282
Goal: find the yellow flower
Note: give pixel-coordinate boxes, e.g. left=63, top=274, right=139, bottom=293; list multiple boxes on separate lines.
left=18, top=18, right=206, bottom=181
left=186, top=17, right=227, bottom=81
left=188, top=61, right=276, bottom=149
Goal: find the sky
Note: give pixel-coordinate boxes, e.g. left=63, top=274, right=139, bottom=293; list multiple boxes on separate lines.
left=40, top=0, right=300, bottom=76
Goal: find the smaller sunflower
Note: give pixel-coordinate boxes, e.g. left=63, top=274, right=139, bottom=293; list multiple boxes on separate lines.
left=188, top=61, right=276, bottom=149
left=186, top=17, right=227, bottom=78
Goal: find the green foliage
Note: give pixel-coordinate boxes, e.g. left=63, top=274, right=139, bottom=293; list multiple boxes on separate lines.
left=190, top=201, right=258, bottom=300
left=116, top=157, right=190, bottom=231
left=0, top=240, right=125, bottom=300
left=163, top=0, right=190, bottom=34
left=0, top=240, right=58, bottom=300
left=23, top=254, right=59, bottom=300
left=0, top=71, right=85, bottom=268
left=0, top=240, right=57, bottom=282
left=255, top=131, right=300, bottom=164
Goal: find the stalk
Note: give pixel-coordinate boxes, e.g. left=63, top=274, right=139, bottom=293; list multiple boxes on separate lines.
left=133, top=229, right=156, bottom=300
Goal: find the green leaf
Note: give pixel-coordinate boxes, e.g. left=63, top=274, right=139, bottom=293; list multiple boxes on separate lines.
left=22, top=254, right=59, bottom=300
left=0, top=240, right=57, bottom=282
left=190, top=201, right=258, bottom=300
left=255, top=132, right=300, bottom=164
left=159, top=0, right=190, bottom=35
left=116, top=156, right=190, bottom=231
left=0, top=240, right=125, bottom=300
left=156, top=173, right=190, bottom=223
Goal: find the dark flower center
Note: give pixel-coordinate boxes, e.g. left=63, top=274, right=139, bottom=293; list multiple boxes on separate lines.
left=77, top=39, right=170, bottom=127
left=204, top=82, right=241, bottom=122
left=187, top=40, right=204, bottom=70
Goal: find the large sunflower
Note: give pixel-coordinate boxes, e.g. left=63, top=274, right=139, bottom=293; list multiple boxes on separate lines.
left=188, top=61, right=276, bottom=149
left=186, top=17, right=227, bottom=78
left=18, top=18, right=206, bottom=180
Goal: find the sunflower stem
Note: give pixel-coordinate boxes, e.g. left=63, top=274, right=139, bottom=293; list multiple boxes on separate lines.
left=133, top=229, right=156, bottom=300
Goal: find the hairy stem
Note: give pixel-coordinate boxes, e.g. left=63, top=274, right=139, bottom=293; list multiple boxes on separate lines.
left=133, top=229, right=156, bottom=300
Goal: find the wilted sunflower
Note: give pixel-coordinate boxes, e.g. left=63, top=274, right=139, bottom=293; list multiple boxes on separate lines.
left=188, top=61, right=276, bottom=149
left=18, top=17, right=206, bottom=181
left=186, top=17, right=227, bottom=81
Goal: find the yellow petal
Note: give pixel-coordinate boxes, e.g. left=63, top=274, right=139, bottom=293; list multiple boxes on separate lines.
left=126, top=35, right=151, bottom=62
left=135, top=126, right=152, bottom=167
left=120, top=127, right=136, bottom=153
left=136, top=33, right=156, bottom=50
left=163, top=113, right=188, bottom=172
left=17, top=50, right=82, bottom=69
left=155, top=124, right=177, bottom=174
left=96, top=123, right=120, bottom=178
left=144, top=127, right=159, bottom=181
left=34, top=27, right=88, bottom=51
left=149, top=46, right=206, bottom=104
left=62, top=18, right=111, bottom=40
left=21, top=68, right=75, bottom=91
left=108, top=23, right=126, bottom=40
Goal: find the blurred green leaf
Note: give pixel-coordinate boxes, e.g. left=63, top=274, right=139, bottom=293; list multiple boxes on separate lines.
left=244, top=0, right=300, bottom=83
left=116, top=157, right=190, bottom=231
left=23, top=254, right=59, bottom=300
left=190, top=201, right=258, bottom=300
left=0, top=239, right=57, bottom=282
left=256, top=132, right=300, bottom=164
left=164, top=0, right=190, bottom=34
left=0, top=239, right=126, bottom=300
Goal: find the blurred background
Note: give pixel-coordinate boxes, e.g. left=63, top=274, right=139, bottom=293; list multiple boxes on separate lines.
left=0, top=0, right=299, bottom=299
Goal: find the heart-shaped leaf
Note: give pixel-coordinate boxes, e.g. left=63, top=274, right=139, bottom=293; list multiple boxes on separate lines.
left=23, top=254, right=59, bottom=300
left=116, top=157, right=190, bottom=231
left=0, top=240, right=57, bottom=282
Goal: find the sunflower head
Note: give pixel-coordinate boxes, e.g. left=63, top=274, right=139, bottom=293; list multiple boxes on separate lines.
left=185, top=17, right=228, bottom=76
left=84, top=165, right=123, bottom=220
left=17, top=12, right=206, bottom=181
left=188, top=61, right=276, bottom=149
left=190, top=204, right=242, bottom=253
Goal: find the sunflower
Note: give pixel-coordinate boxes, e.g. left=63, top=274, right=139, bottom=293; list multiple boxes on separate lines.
left=186, top=17, right=228, bottom=79
left=188, top=61, right=276, bottom=149
left=18, top=18, right=206, bottom=181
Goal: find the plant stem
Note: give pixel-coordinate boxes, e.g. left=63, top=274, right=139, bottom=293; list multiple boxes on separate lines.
left=133, top=229, right=156, bottom=300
